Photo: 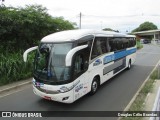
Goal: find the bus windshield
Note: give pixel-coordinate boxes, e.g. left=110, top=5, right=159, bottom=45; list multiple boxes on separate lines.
left=34, top=43, right=73, bottom=83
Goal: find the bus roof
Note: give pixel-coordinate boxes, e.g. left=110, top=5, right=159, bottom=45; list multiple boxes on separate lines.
left=41, top=29, right=135, bottom=43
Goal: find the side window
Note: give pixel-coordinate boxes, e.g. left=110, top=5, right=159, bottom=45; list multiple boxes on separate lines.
left=77, top=41, right=88, bottom=46
left=91, top=38, right=102, bottom=59
left=129, top=38, right=132, bottom=47
left=109, top=37, right=136, bottom=50
left=91, top=37, right=109, bottom=59
left=117, top=38, right=122, bottom=50
left=109, top=37, right=129, bottom=51
left=74, top=54, right=84, bottom=76
left=100, top=38, right=106, bottom=53
left=106, top=39, right=111, bottom=52
left=109, top=38, right=114, bottom=52
left=73, top=48, right=90, bottom=79
left=77, top=35, right=94, bottom=49
left=116, top=38, right=125, bottom=51
left=77, top=39, right=93, bottom=55
left=128, top=38, right=136, bottom=47
left=122, top=38, right=129, bottom=49
left=109, top=38, right=120, bottom=51
left=133, top=38, right=136, bottom=46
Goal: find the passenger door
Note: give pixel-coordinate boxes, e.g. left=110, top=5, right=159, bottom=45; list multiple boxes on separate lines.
left=72, top=49, right=89, bottom=101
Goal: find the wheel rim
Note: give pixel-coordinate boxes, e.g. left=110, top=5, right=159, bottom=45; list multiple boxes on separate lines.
left=92, top=81, right=98, bottom=92
left=128, top=62, right=131, bottom=68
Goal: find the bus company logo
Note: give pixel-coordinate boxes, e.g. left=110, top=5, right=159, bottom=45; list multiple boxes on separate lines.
left=2, top=112, right=11, bottom=117
left=93, top=59, right=102, bottom=66
left=104, top=55, right=115, bottom=64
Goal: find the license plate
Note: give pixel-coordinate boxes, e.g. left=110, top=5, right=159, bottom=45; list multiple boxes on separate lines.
left=43, top=96, right=51, bottom=100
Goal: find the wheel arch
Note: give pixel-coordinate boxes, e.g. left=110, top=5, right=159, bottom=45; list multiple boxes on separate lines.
left=93, top=75, right=101, bottom=86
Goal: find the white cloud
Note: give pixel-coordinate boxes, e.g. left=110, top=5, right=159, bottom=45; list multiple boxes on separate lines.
left=4, top=0, right=160, bottom=32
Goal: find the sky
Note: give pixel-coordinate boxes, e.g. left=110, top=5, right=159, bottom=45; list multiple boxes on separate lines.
left=2, top=0, right=160, bottom=33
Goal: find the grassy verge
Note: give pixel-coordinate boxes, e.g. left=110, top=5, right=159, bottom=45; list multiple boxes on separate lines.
left=137, top=40, right=143, bottom=49
left=0, top=51, right=34, bottom=86
left=121, top=69, right=159, bottom=120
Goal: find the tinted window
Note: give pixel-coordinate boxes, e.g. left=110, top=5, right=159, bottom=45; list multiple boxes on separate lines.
left=91, top=37, right=135, bottom=58
left=77, top=35, right=94, bottom=48
left=108, top=38, right=115, bottom=52
left=73, top=48, right=90, bottom=79
left=109, top=38, right=123, bottom=51
left=91, top=37, right=110, bottom=59
left=128, top=38, right=136, bottom=47
left=109, top=37, right=135, bottom=51
left=74, top=54, right=83, bottom=76
left=122, top=38, right=129, bottom=49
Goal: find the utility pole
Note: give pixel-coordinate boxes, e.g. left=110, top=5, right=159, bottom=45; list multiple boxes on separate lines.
left=79, top=12, right=82, bottom=29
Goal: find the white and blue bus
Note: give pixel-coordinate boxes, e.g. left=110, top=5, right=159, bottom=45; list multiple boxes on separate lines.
left=23, top=29, right=136, bottom=103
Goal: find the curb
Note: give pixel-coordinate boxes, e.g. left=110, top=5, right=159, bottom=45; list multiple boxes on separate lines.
left=123, top=59, right=160, bottom=111
left=0, top=78, right=32, bottom=95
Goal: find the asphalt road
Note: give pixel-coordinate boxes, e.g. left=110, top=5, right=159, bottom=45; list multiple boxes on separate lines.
left=0, top=44, right=160, bottom=120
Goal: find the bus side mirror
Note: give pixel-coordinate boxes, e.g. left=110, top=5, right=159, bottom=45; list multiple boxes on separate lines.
left=65, top=45, right=88, bottom=66
left=23, top=46, right=38, bottom=62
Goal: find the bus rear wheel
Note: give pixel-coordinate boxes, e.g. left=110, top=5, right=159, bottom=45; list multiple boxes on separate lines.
left=127, top=60, right=131, bottom=70
left=90, top=77, right=99, bottom=95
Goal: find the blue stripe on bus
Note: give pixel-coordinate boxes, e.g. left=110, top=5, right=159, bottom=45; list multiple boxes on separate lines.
left=103, top=48, right=136, bottom=64
left=114, top=50, right=127, bottom=60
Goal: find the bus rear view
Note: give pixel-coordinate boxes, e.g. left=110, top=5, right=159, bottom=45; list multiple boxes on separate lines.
left=23, top=29, right=136, bottom=103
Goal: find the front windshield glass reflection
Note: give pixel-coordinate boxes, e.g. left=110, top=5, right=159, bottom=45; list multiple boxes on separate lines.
left=34, top=43, right=73, bottom=83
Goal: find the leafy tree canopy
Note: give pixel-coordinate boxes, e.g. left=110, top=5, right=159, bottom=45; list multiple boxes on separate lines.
left=132, top=21, right=158, bottom=32
left=0, top=5, right=76, bottom=52
left=103, top=28, right=119, bottom=32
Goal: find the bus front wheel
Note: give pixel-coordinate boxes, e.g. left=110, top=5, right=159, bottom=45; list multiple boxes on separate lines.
left=90, top=77, right=99, bottom=95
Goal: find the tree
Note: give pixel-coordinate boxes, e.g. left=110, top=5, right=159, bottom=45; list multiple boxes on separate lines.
left=103, top=28, right=119, bottom=32
left=52, top=17, right=76, bottom=31
left=0, top=5, right=75, bottom=52
left=132, top=21, right=157, bottom=32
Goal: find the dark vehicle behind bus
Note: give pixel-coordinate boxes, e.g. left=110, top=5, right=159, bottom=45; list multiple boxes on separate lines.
left=142, top=39, right=151, bottom=44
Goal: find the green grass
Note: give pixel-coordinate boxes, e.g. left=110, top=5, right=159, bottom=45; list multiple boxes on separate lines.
left=136, top=41, right=143, bottom=49
left=121, top=68, right=159, bottom=120
left=0, top=51, right=34, bottom=86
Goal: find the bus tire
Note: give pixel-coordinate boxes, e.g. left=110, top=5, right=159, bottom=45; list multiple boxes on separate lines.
left=90, top=77, right=99, bottom=95
left=127, top=60, right=131, bottom=70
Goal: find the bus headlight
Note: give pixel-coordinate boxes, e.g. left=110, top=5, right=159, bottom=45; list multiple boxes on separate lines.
left=58, top=81, right=80, bottom=93
left=58, top=86, right=70, bottom=93
left=58, top=85, right=75, bottom=93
